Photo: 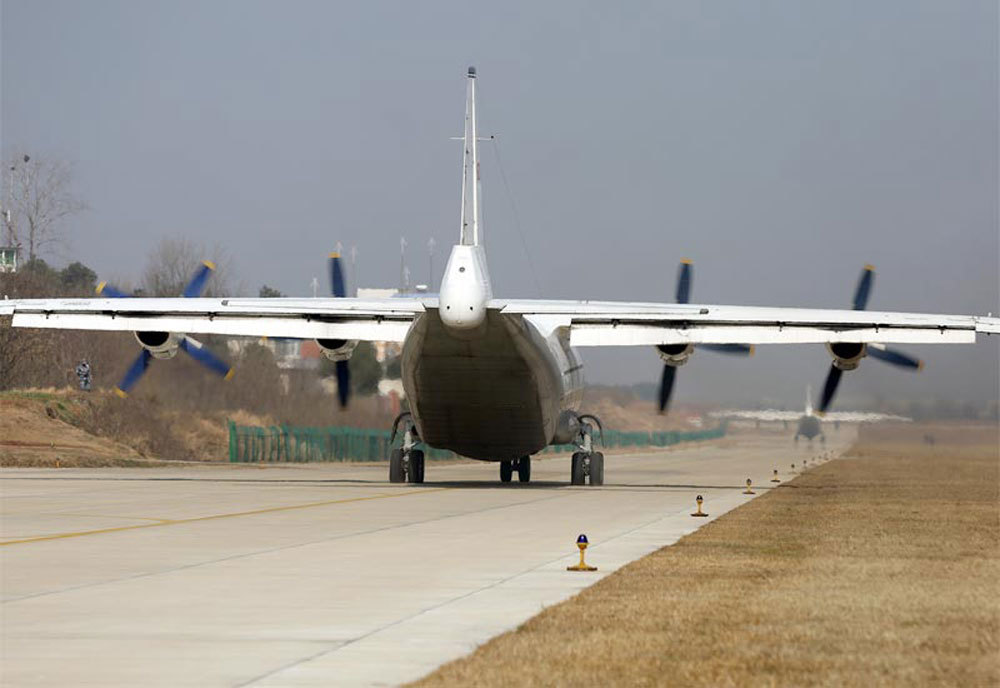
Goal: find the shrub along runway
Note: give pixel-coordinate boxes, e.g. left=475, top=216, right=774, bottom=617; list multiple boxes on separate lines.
left=1, top=431, right=850, bottom=687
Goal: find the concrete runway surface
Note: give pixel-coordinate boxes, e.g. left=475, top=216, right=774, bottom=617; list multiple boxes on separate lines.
left=1, top=430, right=853, bottom=687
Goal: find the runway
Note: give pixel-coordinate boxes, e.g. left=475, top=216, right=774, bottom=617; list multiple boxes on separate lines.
left=1, top=430, right=853, bottom=687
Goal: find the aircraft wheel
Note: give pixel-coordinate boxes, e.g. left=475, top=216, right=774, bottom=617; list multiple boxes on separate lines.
left=589, top=452, right=604, bottom=486
left=389, top=448, right=406, bottom=483
left=500, top=460, right=513, bottom=482
left=517, top=455, right=531, bottom=483
left=408, top=449, right=425, bottom=484
left=571, top=452, right=586, bottom=485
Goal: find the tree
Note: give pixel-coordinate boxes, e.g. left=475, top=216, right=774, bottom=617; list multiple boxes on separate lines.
left=141, top=237, right=235, bottom=297
left=60, top=261, right=98, bottom=294
left=259, top=285, right=284, bottom=298
left=3, top=154, right=86, bottom=260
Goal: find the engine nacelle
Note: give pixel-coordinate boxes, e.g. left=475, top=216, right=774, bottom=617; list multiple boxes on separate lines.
left=552, top=410, right=582, bottom=446
left=316, top=338, right=358, bottom=362
left=656, top=343, right=694, bottom=367
left=134, top=331, right=182, bottom=360
left=826, top=342, right=867, bottom=371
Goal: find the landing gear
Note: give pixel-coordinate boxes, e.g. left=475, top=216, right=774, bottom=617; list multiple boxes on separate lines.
left=571, top=451, right=604, bottom=486
left=499, top=456, right=531, bottom=483
left=569, top=414, right=605, bottom=486
left=388, top=412, right=425, bottom=484
left=517, top=456, right=531, bottom=482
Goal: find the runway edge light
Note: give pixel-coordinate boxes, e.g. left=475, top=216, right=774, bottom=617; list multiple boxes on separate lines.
left=566, top=533, right=598, bottom=572
left=691, top=495, right=708, bottom=517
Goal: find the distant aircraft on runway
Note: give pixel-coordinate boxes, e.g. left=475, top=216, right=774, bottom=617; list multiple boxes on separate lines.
left=709, top=386, right=911, bottom=444
left=3, top=68, right=997, bottom=486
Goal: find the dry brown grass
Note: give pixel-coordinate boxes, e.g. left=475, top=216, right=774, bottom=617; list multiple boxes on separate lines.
left=414, top=423, right=1000, bottom=687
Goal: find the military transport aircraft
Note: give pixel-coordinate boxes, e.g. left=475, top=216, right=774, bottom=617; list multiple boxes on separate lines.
left=2, top=67, right=997, bottom=486
left=709, top=386, right=911, bottom=444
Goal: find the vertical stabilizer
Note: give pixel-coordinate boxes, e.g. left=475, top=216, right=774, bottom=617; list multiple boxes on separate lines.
left=805, top=385, right=813, bottom=416
left=441, top=67, right=492, bottom=330
left=459, top=66, right=481, bottom=246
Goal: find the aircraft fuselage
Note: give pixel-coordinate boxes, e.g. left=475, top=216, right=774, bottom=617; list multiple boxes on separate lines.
left=401, top=308, right=584, bottom=460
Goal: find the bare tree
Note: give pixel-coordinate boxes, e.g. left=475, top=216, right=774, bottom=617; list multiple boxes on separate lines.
left=141, top=237, right=236, bottom=297
left=3, top=154, right=86, bottom=260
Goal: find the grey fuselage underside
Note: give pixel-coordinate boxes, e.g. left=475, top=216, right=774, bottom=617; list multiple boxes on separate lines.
left=401, top=309, right=583, bottom=461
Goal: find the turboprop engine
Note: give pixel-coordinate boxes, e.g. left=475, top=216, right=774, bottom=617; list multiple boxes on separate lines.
left=96, top=261, right=233, bottom=396
left=315, top=338, right=357, bottom=362
left=825, top=342, right=866, bottom=372
left=656, top=343, right=694, bottom=367
left=652, top=260, right=753, bottom=413
left=815, top=265, right=922, bottom=413
left=134, top=331, right=183, bottom=360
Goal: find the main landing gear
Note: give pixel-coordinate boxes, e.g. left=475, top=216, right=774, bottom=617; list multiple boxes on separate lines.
left=570, top=414, right=605, bottom=486
left=389, top=412, right=425, bottom=484
left=499, top=456, right=531, bottom=483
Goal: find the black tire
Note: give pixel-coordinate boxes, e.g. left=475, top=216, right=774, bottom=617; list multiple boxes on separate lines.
left=500, top=460, right=513, bottom=482
left=517, top=455, right=531, bottom=483
left=408, top=449, right=425, bottom=484
left=571, top=452, right=586, bottom=485
left=589, top=452, right=604, bottom=486
left=389, top=448, right=405, bottom=483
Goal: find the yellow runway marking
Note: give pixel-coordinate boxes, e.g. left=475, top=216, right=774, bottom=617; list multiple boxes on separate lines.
left=0, top=488, right=444, bottom=546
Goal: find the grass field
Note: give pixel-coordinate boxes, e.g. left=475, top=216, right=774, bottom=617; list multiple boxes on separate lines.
left=414, top=423, right=999, bottom=687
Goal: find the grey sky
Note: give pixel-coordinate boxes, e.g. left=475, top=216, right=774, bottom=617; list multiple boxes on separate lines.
left=2, top=0, right=997, bottom=406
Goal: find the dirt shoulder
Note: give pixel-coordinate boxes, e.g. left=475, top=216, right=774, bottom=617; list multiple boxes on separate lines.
left=413, top=422, right=1000, bottom=687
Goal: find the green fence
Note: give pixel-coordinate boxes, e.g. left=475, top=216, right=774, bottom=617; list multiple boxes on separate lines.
left=228, top=420, right=727, bottom=463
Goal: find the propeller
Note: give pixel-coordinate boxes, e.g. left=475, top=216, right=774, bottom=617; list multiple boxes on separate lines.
left=97, top=261, right=233, bottom=396
left=656, top=260, right=754, bottom=413
left=816, top=265, right=923, bottom=413
left=329, top=251, right=351, bottom=408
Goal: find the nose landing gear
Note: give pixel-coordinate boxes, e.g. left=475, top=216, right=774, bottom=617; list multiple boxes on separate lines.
left=500, top=456, right=532, bottom=483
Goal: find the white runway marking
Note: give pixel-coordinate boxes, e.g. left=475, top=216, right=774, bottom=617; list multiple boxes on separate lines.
left=1, top=431, right=853, bottom=687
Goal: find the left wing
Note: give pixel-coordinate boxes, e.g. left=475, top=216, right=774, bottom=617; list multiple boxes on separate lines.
left=494, top=300, right=1000, bottom=346
left=2, top=296, right=430, bottom=342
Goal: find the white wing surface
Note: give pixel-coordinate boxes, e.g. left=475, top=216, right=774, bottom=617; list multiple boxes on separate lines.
left=494, top=300, right=1000, bottom=346
left=2, top=297, right=429, bottom=342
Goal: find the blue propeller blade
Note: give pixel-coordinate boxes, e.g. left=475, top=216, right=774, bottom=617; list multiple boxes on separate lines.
left=818, top=365, right=843, bottom=413
left=182, top=261, right=216, bottom=298
left=852, top=265, right=875, bottom=311
left=675, top=260, right=692, bottom=304
left=335, top=360, right=350, bottom=408
left=700, top=343, right=754, bottom=356
left=96, top=282, right=130, bottom=298
left=116, top=349, right=153, bottom=397
left=179, top=337, right=233, bottom=378
left=868, top=346, right=922, bottom=370
left=329, top=252, right=347, bottom=298
left=658, top=365, right=676, bottom=413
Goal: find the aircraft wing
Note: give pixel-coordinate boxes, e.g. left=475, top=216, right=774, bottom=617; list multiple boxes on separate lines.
left=708, top=410, right=803, bottom=422
left=494, top=300, right=1000, bottom=346
left=708, top=409, right=911, bottom=423
left=2, top=297, right=430, bottom=342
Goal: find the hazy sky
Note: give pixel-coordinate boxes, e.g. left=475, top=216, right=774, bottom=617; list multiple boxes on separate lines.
left=2, top=1, right=997, bottom=406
